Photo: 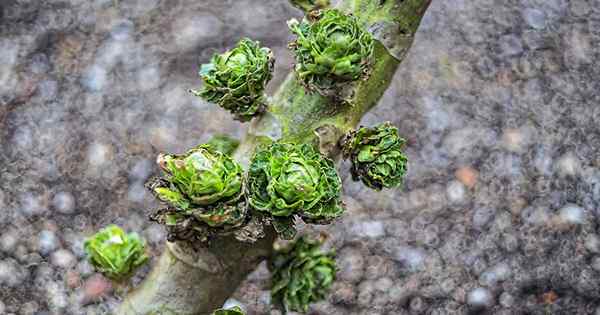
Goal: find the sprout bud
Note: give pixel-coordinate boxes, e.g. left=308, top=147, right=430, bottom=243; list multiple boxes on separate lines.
left=341, top=122, right=408, bottom=190
left=270, top=236, right=336, bottom=312
left=288, top=9, right=374, bottom=99
left=192, top=38, right=274, bottom=122
left=247, top=143, right=344, bottom=239
left=83, top=225, right=148, bottom=281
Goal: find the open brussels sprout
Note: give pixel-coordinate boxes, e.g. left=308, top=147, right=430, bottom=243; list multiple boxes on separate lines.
left=84, top=224, right=148, bottom=281
left=191, top=38, right=274, bottom=122
left=341, top=122, right=408, bottom=190
left=288, top=9, right=374, bottom=98
left=247, top=143, right=344, bottom=239
left=270, top=236, right=336, bottom=312
left=149, top=144, right=249, bottom=242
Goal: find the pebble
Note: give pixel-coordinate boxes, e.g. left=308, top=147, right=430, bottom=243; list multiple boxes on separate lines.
left=455, top=167, right=478, bottom=188
left=467, top=287, right=494, bottom=308
left=82, top=274, right=112, bottom=304
left=51, top=249, right=76, bottom=269
left=39, top=230, right=59, bottom=255
left=52, top=191, right=76, bottom=214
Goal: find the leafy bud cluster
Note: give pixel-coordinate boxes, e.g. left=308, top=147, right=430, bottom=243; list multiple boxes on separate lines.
left=84, top=225, right=148, bottom=281
left=247, top=143, right=344, bottom=239
left=270, top=236, right=336, bottom=312
left=149, top=144, right=248, bottom=243
left=288, top=9, right=374, bottom=98
left=342, top=122, right=408, bottom=190
left=192, top=38, right=274, bottom=122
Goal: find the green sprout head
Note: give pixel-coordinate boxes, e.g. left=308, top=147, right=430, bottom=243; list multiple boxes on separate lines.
left=84, top=225, right=148, bottom=281
left=341, top=122, right=408, bottom=190
left=212, top=306, right=245, bottom=315
left=192, top=38, right=274, bottom=122
left=270, top=236, right=336, bottom=313
left=153, top=144, right=246, bottom=229
left=288, top=9, right=374, bottom=97
left=247, top=143, right=344, bottom=239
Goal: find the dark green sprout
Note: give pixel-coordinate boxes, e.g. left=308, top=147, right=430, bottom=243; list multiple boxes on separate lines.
left=149, top=144, right=247, bottom=242
left=341, top=122, right=408, bottom=190
left=247, top=143, right=344, bottom=239
left=191, top=38, right=274, bottom=121
left=270, top=236, right=336, bottom=312
left=212, top=306, right=245, bottom=315
left=288, top=9, right=374, bottom=98
left=84, top=224, right=148, bottom=281
left=289, top=0, right=330, bottom=12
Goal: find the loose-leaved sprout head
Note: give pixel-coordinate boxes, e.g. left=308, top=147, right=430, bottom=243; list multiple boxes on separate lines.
left=84, top=224, right=148, bottom=281
left=288, top=9, right=374, bottom=98
left=270, top=236, right=337, bottom=313
left=191, top=38, right=274, bottom=122
left=247, top=143, right=344, bottom=239
left=150, top=144, right=248, bottom=242
left=341, top=122, right=408, bottom=190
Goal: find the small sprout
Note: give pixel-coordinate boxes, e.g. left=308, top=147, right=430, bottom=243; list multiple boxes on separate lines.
left=247, top=143, right=344, bottom=239
left=206, top=134, right=240, bottom=156
left=270, top=236, right=336, bottom=312
left=84, top=225, right=148, bottom=281
left=212, top=306, right=245, bottom=315
left=289, top=0, right=330, bottom=12
left=149, top=145, right=248, bottom=242
left=192, top=38, right=274, bottom=122
left=288, top=9, right=374, bottom=98
left=341, top=122, right=408, bottom=190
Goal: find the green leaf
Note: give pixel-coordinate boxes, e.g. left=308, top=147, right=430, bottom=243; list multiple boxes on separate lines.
left=83, top=225, right=148, bottom=281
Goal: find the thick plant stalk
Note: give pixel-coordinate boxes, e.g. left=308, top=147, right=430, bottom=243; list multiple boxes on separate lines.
left=116, top=0, right=431, bottom=314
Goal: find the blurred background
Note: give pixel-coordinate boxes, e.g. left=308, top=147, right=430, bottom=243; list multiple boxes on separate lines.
left=1, top=0, right=600, bottom=314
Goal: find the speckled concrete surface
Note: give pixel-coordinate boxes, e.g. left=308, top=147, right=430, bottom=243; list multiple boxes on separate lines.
left=1, top=0, right=600, bottom=314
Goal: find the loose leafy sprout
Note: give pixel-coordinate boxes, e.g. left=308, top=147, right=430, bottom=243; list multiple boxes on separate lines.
left=270, top=236, right=336, bottom=313
left=341, top=122, right=408, bottom=190
left=84, top=224, right=148, bottom=281
left=247, top=143, right=344, bottom=239
left=288, top=9, right=374, bottom=98
left=149, top=144, right=248, bottom=242
left=192, top=38, right=274, bottom=121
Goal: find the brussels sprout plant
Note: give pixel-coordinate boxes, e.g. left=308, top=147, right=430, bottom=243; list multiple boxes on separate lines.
left=113, top=1, right=431, bottom=314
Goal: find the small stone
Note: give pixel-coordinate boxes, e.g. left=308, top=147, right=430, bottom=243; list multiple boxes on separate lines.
left=523, top=8, right=546, bottom=29
left=51, top=249, right=76, bottom=269
left=467, top=287, right=493, bottom=309
left=0, top=230, right=19, bottom=252
left=38, top=230, right=59, bottom=255
left=455, top=167, right=478, bottom=188
left=66, top=270, right=81, bottom=289
left=558, top=204, right=587, bottom=225
left=446, top=180, right=466, bottom=204
left=82, top=274, right=112, bottom=304
left=585, top=234, right=600, bottom=254
left=556, top=153, right=580, bottom=177
left=52, top=191, right=76, bottom=214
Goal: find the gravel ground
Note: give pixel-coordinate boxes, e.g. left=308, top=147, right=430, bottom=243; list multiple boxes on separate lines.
left=1, top=0, right=600, bottom=314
